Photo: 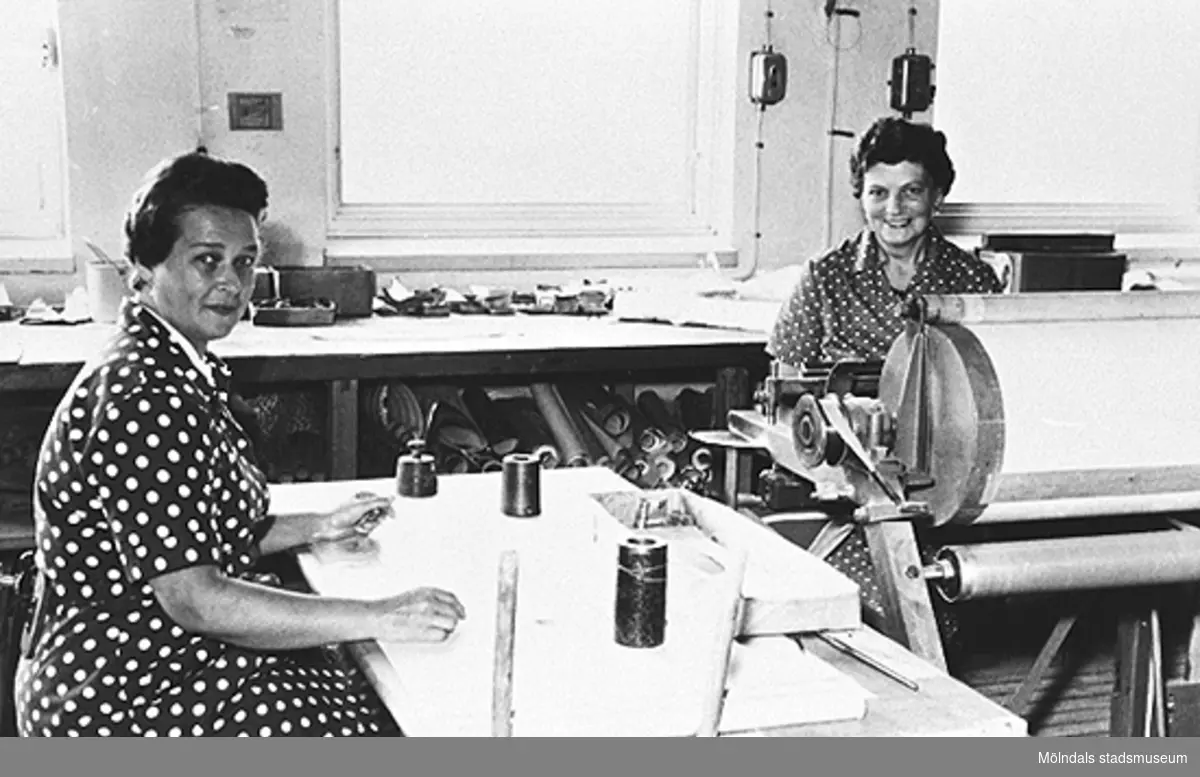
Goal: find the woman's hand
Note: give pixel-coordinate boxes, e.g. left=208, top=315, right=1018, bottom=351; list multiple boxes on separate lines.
left=371, top=587, right=467, bottom=643
left=310, top=492, right=396, bottom=545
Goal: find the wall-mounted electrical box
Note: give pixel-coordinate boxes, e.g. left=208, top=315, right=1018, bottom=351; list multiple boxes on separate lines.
left=749, top=49, right=787, bottom=106
left=228, top=92, right=284, bottom=131
left=889, top=50, right=934, bottom=115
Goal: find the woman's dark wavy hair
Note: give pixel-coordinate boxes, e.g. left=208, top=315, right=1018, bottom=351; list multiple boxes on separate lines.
left=123, top=150, right=269, bottom=269
left=848, top=116, right=955, bottom=199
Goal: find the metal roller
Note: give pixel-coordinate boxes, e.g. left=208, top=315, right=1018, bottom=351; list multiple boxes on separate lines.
left=927, top=527, right=1200, bottom=603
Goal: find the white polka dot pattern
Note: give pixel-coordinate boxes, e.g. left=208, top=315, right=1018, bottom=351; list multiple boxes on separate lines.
left=15, top=302, right=385, bottom=737
left=767, top=227, right=1002, bottom=366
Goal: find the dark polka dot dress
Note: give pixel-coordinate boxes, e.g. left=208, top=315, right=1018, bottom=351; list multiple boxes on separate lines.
left=15, top=301, right=389, bottom=737
left=767, top=228, right=1002, bottom=647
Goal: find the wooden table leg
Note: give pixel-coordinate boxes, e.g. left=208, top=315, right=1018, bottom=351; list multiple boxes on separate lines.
left=329, top=378, right=359, bottom=480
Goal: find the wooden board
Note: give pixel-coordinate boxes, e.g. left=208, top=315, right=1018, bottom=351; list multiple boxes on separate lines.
left=589, top=488, right=860, bottom=635
left=287, top=469, right=867, bottom=736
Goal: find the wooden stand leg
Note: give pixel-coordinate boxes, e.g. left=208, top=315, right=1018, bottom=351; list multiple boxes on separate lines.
left=861, top=521, right=947, bottom=672
left=329, top=378, right=359, bottom=480
left=1004, top=612, right=1080, bottom=717
left=713, top=367, right=752, bottom=507
left=720, top=449, right=753, bottom=509
left=1111, top=605, right=1165, bottom=737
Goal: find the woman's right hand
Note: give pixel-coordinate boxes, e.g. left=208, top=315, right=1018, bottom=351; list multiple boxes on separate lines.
left=371, top=587, right=467, bottom=643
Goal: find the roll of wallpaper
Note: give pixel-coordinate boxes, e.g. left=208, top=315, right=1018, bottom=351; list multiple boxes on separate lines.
left=557, top=387, right=610, bottom=467
left=530, top=383, right=590, bottom=468
left=637, top=390, right=688, bottom=454
left=559, top=382, right=632, bottom=438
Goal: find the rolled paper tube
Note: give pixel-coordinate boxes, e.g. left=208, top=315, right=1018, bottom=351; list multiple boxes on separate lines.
left=614, top=535, right=668, bottom=648
left=636, top=390, right=689, bottom=453
left=612, top=392, right=656, bottom=452
left=492, top=550, right=519, bottom=737
left=530, top=383, right=591, bottom=467
left=691, top=446, right=714, bottom=471
left=501, top=453, right=541, bottom=518
left=561, top=382, right=632, bottom=438
left=558, top=387, right=610, bottom=466
left=480, top=458, right=504, bottom=474
left=577, top=409, right=639, bottom=476
left=638, top=428, right=669, bottom=456
left=533, top=444, right=561, bottom=470
left=630, top=458, right=660, bottom=488
left=594, top=398, right=631, bottom=437
left=652, top=455, right=677, bottom=483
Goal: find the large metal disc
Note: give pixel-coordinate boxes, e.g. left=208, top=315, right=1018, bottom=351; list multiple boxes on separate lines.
left=879, top=323, right=1005, bottom=525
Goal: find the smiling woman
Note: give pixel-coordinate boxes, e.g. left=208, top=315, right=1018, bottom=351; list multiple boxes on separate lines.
left=765, top=117, right=1002, bottom=660
left=768, top=116, right=1001, bottom=367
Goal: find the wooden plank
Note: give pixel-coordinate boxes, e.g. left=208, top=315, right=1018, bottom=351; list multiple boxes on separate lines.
left=923, top=289, right=1200, bottom=325
left=754, top=629, right=1027, bottom=738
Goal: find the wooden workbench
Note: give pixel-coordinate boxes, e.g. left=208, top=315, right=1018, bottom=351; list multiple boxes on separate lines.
left=285, top=468, right=1026, bottom=738
left=0, top=314, right=769, bottom=480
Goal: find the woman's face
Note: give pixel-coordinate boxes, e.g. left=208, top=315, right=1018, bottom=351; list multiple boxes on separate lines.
left=140, top=205, right=259, bottom=350
left=859, top=161, right=943, bottom=259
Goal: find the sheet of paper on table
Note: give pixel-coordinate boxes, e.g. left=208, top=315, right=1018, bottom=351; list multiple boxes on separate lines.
left=298, top=471, right=869, bottom=736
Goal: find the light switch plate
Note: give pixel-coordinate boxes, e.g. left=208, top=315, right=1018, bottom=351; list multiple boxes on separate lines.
left=228, top=92, right=283, bottom=131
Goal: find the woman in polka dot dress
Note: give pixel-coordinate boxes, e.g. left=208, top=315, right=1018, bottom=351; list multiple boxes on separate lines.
left=767, top=117, right=1003, bottom=659
left=15, top=151, right=466, bottom=737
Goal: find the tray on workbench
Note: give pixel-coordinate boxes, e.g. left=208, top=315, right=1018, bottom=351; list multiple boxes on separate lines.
left=251, top=299, right=337, bottom=327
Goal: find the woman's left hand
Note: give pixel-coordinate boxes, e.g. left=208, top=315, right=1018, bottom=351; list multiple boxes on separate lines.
left=311, top=492, right=396, bottom=544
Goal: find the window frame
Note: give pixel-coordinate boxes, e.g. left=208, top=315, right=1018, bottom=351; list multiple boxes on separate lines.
left=0, top=11, right=70, bottom=268
left=322, top=0, right=740, bottom=269
left=931, top=0, right=1200, bottom=243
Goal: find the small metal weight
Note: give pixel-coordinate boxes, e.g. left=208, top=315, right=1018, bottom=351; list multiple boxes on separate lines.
left=501, top=452, right=541, bottom=517
left=396, top=438, right=437, bottom=498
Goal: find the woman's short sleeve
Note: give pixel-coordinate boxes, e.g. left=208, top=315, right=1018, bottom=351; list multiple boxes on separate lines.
left=767, top=259, right=823, bottom=367
left=85, top=388, right=223, bottom=584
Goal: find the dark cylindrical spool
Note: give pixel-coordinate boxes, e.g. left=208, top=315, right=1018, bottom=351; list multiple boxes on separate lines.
left=396, top=438, right=438, bottom=497
left=501, top=453, right=541, bottom=517
left=614, top=535, right=668, bottom=648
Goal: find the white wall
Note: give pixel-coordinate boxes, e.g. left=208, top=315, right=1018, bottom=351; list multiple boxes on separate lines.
left=1, top=0, right=931, bottom=304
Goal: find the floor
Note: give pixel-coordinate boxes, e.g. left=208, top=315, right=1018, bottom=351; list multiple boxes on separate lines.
left=952, top=599, right=1118, bottom=737
left=949, top=593, right=1196, bottom=738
